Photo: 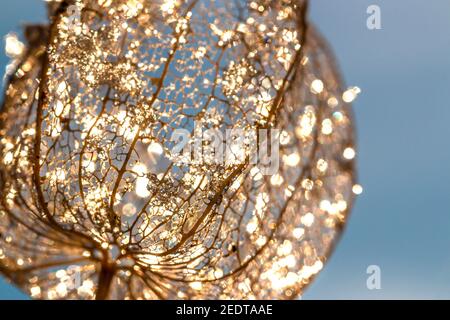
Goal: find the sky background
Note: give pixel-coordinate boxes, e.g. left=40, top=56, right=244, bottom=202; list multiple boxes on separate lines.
left=1, top=0, right=450, bottom=299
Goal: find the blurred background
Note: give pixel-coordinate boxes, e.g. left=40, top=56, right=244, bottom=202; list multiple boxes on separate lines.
left=0, top=0, right=449, bottom=299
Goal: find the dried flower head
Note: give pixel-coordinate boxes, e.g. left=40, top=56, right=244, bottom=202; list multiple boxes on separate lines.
left=0, top=0, right=358, bottom=299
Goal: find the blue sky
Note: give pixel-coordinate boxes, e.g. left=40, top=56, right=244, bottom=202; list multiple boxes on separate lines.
left=1, top=0, right=450, bottom=299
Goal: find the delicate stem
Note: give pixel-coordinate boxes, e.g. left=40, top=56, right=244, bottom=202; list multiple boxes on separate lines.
left=96, top=263, right=115, bottom=300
